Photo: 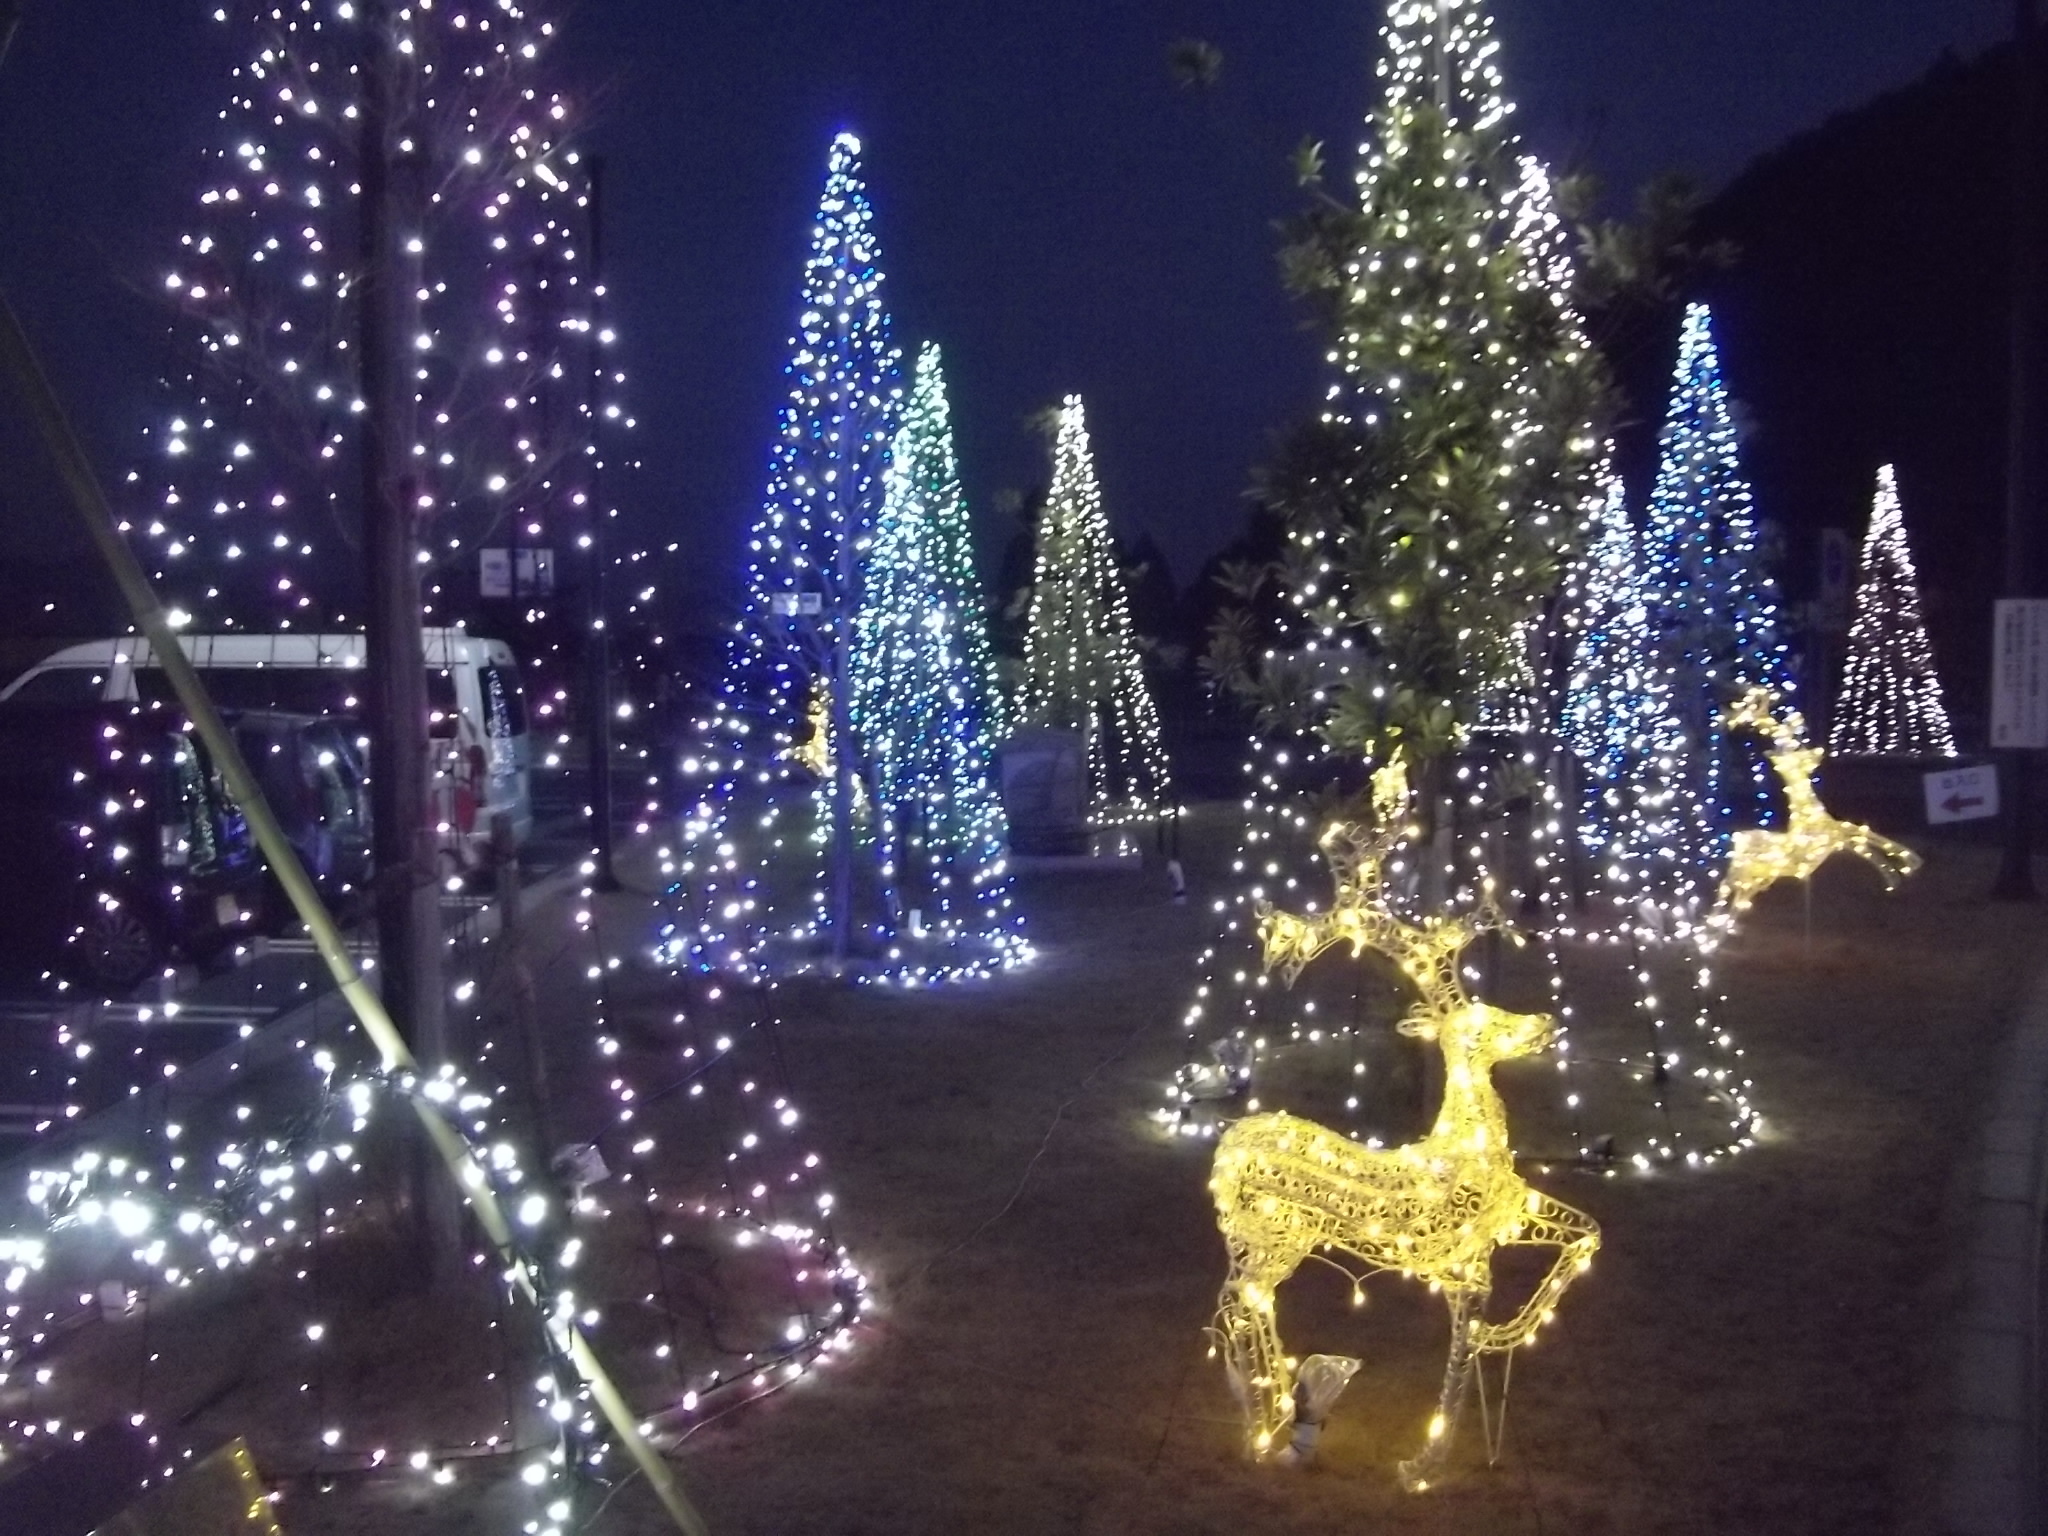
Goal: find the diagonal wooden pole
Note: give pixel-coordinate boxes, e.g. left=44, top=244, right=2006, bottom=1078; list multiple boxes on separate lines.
left=0, top=286, right=709, bottom=1536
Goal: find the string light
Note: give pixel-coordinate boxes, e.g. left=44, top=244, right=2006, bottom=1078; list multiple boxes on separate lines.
left=1211, top=761, right=1598, bottom=1489
left=1640, top=304, right=1792, bottom=840
left=3, top=10, right=863, bottom=1525
left=849, top=342, right=1027, bottom=974
left=1560, top=470, right=1715, bottom=922
left=1716, top=686, right=1922, bottom=919
left=1827, top=465, right=1957, bottom=759
left=666, top=132, right=910, bottom=979
left=1017, top=396, right=1173, bottom=826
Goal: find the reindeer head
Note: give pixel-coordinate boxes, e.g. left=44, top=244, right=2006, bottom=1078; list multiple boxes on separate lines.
left=1398, top=1001, right=1555, bottom=1066
left=1723, top=684, right=1806, bottom=754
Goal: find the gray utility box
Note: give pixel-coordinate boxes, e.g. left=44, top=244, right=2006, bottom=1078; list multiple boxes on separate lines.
left=999, top=728, right=1089, bottom=856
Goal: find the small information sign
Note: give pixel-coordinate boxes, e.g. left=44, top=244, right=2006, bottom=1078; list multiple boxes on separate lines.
left=1990, top=599, right=2048, bottom=749
left=1924, top=763, right=1999, bottom=825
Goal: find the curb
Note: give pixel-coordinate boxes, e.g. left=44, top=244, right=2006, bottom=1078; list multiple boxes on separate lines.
left=1939, top=966, right=2048, bottom=1535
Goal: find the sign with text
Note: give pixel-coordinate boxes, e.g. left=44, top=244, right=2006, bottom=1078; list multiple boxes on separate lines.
left=516, top=547, right=555, bottom=598
left=480, top=547, right=555, bottom=599
left=1991, top=599, right=2048, bottom=749
left=1924, top=763, right=1999, bottom=825
left=479, top=547, right=512, bottom=599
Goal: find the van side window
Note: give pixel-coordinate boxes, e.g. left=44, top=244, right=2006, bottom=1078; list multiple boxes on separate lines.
left=136, top=667, right=365, bottom=718
left=3, top=668, right=108, bottom=707
left=167, top=737, right=222, bottom=875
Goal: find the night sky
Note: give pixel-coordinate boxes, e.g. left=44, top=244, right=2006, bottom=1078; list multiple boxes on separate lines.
left=0, top=0, right=2013, bottom=617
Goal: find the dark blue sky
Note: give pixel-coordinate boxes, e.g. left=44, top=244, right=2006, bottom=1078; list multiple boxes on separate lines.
left=0, top=0, right=2012, bottom=610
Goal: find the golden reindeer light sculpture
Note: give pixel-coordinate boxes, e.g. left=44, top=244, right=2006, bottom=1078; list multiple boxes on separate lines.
left=1214, top=757, right=1599, bottom=1491
left=1716, top=686, right=1921, bottom=920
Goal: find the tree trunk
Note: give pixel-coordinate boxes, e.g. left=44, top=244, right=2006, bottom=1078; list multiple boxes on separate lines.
left=359, top=2, right=456, bottom=1271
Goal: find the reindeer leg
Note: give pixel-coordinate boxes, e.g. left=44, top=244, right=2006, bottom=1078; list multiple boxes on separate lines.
left=1213, top=1241, right=1302, bottom=1460
left=1471, top=1194, right=1601, bottom=1355
left=1397, top=1288, right=1483, bottom=1492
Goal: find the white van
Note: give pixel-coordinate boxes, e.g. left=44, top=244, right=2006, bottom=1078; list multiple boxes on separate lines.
left=0, top=630, right=532, bottom=869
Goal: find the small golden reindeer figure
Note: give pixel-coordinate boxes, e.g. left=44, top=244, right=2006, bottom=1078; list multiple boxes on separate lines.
left=1210, top=1010, right=1599, bottom=1490
left=1215, top=754, right=1599, bottom=1489
left=1716, top=686, right=1921, bottom=920
left=1254, top=756, right=1477, bottom=1004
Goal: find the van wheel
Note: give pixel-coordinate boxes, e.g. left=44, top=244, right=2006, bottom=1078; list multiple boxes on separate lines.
left=77, top=907, right=162, bottom=992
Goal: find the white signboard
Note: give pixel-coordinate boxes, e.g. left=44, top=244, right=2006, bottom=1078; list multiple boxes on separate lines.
left=479, top=547, right=513, bottom=599
left=1925, top=763, right=1999, bottom=825
left=1991, top=599, right=2048, bottom=749
left=516, top=547, right=556, bottom=598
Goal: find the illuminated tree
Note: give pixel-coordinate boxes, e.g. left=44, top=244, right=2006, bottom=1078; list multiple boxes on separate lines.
left=676, top=134, right=1012, bottom=980
left=850, top=342, right=1025, bottom=964
left=1017, top=395, right=1173, bottom=823
left=1174, top=0, right=1612, bottom=1132
left=1235, top=26, right=1605, bottom=765
left=126, top=0, right=619, bottom=652
left=1828, top=464, right=1956, bottom=758
left=1640, top=302, right=1792, bottom=831
left=1560, top=472, right=1712, bottom=915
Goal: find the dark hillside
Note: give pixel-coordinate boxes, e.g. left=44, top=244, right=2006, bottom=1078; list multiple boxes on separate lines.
left=1657, top=42, right=2031, bottom=727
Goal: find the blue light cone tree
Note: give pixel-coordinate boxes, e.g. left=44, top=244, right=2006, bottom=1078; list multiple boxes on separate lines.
left=675, top=132, right=912, bottom=977
left=850, top=342, right=1026, bottom=971
left=1827, top=464, right=1957, bottom=758
left=1640, top=302, right=1792, bottom=838
left=1561, top=472, right=1713, bottom=921
left=1017, top=395, right=1173, bottom=825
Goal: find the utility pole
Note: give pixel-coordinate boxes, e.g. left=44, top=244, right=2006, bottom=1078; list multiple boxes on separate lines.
left=584, top=157, right=619, bottom=890
left=359, top=0, right=457, bottom=1260
left=828, top=533, right=857, bottom=967
left=1996, top=0, right=2043, bottom=900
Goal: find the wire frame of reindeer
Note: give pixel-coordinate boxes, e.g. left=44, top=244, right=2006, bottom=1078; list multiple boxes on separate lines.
left=1207, top=759, right=1600, bottom=1489
left=1715, top=685, right=1922, bottom=922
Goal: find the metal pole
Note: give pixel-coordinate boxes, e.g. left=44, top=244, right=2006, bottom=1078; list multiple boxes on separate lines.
left=584, top=156, right=619, bottom=891
left=829, top=534, right=857, bottom=965
left=1996, top=0, right=2042, bottom=900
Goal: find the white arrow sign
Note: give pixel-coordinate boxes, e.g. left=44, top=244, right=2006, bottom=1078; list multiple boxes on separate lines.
left=1924, top=763, right=1999, bottom=825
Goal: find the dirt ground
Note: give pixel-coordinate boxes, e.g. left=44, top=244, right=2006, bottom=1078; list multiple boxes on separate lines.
left=17, top=805, right=2048, bottom=1535
left=547, top=810, right=2041, bottom=1536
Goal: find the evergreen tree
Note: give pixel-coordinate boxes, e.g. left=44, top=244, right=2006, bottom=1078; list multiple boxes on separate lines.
left=1238, top=17, right=1605, bottom=764
left=850, top=343, right=1025, bottom=967
left=1017, top=395, right=1172, bottom=822
left=1173, top=0, right=1608, bottom=1133
left=678, top=133, right=1010, bottom=980
left=1828, top=464, right=1956, bottom=758
left=1640, top=302, right=1792, bottom=832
